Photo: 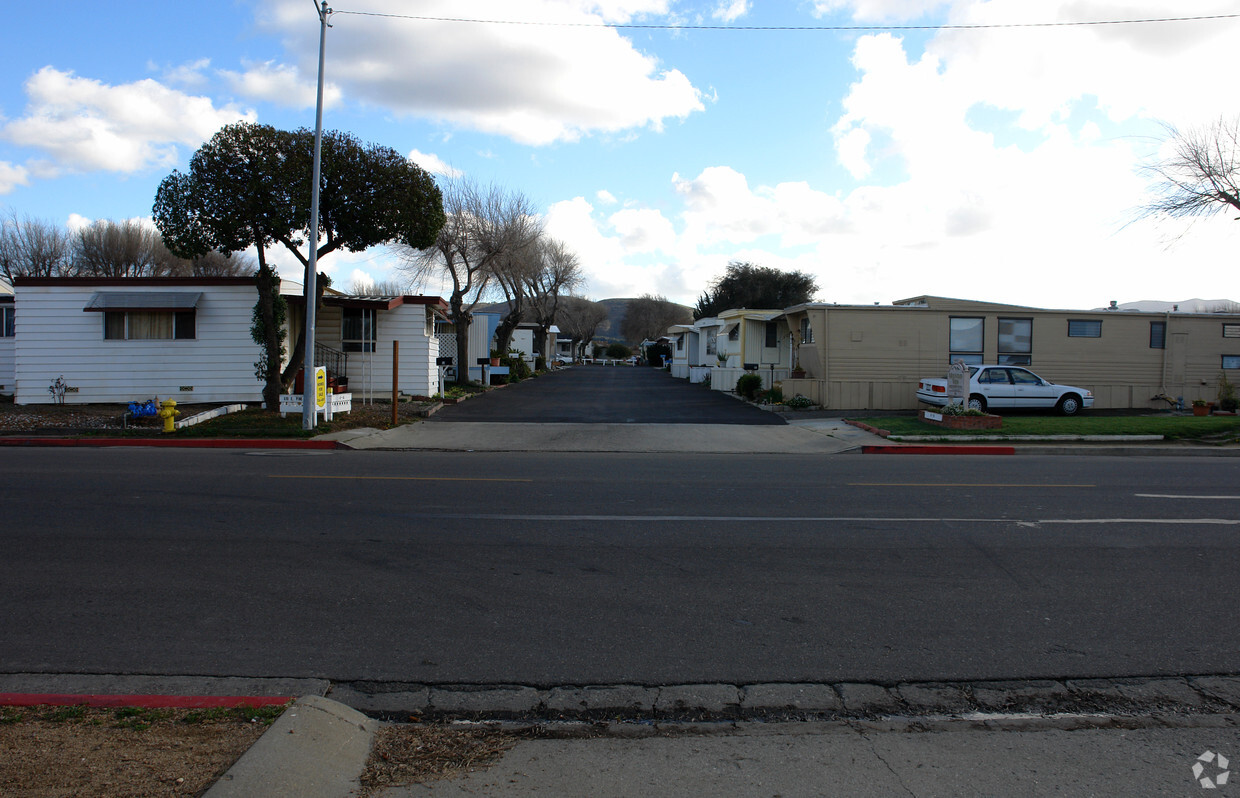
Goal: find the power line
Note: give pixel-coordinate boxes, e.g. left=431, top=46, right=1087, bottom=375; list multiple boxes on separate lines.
left=331, top=9, right=1240, bottom=32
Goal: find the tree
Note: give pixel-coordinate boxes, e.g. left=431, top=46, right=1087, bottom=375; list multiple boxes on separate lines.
left=556, top=296, right=609, bottom=359
left=154, top=122, right=444, bottom=407
left=347, top=278, right=410, bottom=296
left=490, top=233, right=543, bottom=356
left=398, top=180, right=540, bottom=384
left=694, top=261, right=818, bottom=320
left=0, top=211, right=71, bottom=281
left=525, top=238, right=583, bottom=356
left=620, top=294, right=691, bottom=344
left=1142, top=116, right=1240, bottom=222
left=71, top=218, right=181, bottom=277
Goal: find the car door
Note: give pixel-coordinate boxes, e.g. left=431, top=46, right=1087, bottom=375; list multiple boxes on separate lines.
left=1009, top=368, right=1058, bottom=408
left=974, top=367, right=1014, bottom=408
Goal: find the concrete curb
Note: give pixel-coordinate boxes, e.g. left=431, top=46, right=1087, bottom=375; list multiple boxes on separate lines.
left=0, top=437, right=340, bottom=449
left=328, top=675, right=1240, bottom=722
left=206, top=695, right=380, bottom=798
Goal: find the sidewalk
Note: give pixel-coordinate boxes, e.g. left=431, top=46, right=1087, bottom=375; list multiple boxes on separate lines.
left=204, top=695, right=1240, bottom=797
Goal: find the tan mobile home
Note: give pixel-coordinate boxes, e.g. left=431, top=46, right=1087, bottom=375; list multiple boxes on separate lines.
left=780, top=296, right=1240, bottom=410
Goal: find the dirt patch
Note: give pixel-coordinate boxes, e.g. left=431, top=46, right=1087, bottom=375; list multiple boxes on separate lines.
left=357, top=725, right=518, bottom=796
left=0, top=704, right=283, bottom=798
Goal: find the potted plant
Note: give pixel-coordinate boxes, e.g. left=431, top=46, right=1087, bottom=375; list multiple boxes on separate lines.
left=1192, top=398, right=1210, bottom=416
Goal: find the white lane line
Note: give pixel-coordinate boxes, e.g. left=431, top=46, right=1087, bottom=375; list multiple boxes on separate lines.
left=1135, top=494, right=1240, bottom=500
left=412, top=513, right=1240, bottom=525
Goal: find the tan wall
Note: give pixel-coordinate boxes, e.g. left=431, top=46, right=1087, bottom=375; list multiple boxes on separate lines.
left=785, top=304, right=1240, bottom=410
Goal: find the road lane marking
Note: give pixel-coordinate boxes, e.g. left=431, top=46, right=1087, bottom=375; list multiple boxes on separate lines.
left=402, top=513, right=1240, bottom=525
left=1135, top=494, right=1240, bottom=500
left=269, top=475, right=534, bottom=483
left=850, top=483, right=1094, bottom=488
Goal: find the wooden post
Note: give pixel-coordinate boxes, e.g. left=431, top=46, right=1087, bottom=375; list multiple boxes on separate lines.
left=391, top=340, right=399, bottom=426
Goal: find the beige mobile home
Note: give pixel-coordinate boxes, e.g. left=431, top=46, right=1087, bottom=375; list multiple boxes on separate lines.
left=781, top=296, right=1240, bottom=410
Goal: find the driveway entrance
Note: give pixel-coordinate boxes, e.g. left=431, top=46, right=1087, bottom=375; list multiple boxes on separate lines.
left=431, top=365, right=785, bottom=425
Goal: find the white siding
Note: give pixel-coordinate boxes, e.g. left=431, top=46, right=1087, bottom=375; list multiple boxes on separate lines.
left=334, top=304, right=439, bottom=399
left=15, top=283, right=263, bottom=404
left=0, top=336, right=14, bottom=395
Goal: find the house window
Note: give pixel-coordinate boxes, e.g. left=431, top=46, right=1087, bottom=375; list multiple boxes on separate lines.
left=949, top=317, right=984, bottom=366
left=998, top=317, right=1032, bottom=366
left=705, top=331, right=717, bottom=355
left=799, top=317, right=814, bottom=344
left=1068, top=319, right=1102, bottom=338
left=676, top=334, right=684, bottom=351
left=0, top=306, right=13, bottom=337
left=103, top=310, right=195, bottom=340
left=1224, top=355, right=1240, bottom=370
left=342, top=307, right=376, bottom=352
left=765, top=321, right=778, bottom=348
left=1150, top=321, right=1166, bottom=349
left=727, top=325, right=739, bottom=341
left=1223, top=324, right=1240, bottom=338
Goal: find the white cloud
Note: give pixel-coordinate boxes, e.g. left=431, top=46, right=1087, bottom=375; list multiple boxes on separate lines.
left=0, top=67, right=255, bottom=175
left=259, top=0, right=704, bottom=145
left=408, top=149, right=462, bottom=177
left=0, top=162, right=30, bottom=194
left=219, top=60, right=342, bottom=110
left=596, top=189, right=619, bottom=205
left=609, top=207, right=676, bottom=253
left=811, top=0, right=950, bottom=21
left=712, top=1, right=750, bottom=23
left=159, top=58, right=212, bottom=88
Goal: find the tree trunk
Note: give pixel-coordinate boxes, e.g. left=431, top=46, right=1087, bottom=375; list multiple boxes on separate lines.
left=452, top=299, right=472, bottom=386
left=255, top=258, right=283, bottom=411
left=280, top=271, right=328, bottom=388
left=493, top=311, right=521, bottom=357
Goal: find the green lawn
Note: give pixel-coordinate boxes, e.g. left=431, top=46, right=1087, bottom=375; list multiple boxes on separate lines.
left=853, top=413, right=1240, bottom=440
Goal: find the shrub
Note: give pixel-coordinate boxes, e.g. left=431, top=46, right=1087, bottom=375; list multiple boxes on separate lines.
left=785, top=394, right=813, bottom=409
left=606, top=342, right=632, bottom=359
left=503, top=352, right=531, bottom=381
left=735, top=373, right=764, bottom=401
left=1219, top=372, right=1238, bottom=412
left=535, top=356, right=547, bottom=372
left=764, top=386, right=784, bottom=404
left=937, top=402, right=987, bottom=417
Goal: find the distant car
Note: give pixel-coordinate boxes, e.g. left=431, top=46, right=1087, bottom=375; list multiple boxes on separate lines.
left=916, top=365, right=1094, bottom=415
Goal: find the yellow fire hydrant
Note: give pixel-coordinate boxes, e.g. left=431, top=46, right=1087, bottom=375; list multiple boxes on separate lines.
left=158, top=398, right=180, bottom=433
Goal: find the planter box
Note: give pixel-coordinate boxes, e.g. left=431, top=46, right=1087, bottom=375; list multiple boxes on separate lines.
left=920, top=409, right=1002, bottom=430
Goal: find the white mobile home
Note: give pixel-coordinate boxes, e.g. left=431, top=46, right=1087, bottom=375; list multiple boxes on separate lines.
left=14, top=277, right=264, bottom=404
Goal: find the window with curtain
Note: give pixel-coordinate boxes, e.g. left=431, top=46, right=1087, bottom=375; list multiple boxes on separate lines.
left=949, top=317, right=984, bottom=365
left=342, top=307, right=376, bottom=352
left=103, top=310, right=194, bottom=340
left=998, top=317, right=1032, bottom=365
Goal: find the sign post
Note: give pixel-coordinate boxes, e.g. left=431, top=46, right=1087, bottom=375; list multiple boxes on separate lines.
left=947, top=359, right=969, bottom=406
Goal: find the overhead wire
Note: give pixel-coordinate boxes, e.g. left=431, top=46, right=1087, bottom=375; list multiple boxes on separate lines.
left=330, top=9, right=1240, bottom=32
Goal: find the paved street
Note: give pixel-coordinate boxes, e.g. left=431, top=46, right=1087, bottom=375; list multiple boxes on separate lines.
left=430, top=364, right=786, bottom=424
left=3, top=448, right=1238, bottom=689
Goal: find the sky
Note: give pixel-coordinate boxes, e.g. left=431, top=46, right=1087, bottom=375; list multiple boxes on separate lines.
left=2, top=0, right=1239, bottom=311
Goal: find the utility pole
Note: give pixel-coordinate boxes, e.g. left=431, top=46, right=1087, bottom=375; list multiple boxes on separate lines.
left=302, top=0, right=331, bottom=430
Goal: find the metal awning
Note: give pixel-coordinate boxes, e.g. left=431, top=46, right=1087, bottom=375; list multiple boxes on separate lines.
left=83, top=292, right=201, bottom=312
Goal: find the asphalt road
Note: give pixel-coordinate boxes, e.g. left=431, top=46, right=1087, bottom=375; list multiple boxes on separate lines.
left=431, top=365, right=786, bottom=424
left=3, top=448, right=1239, bottom=687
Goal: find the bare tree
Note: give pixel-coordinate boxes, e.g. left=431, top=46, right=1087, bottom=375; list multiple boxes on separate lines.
left=398, top=180, right=540, bottom=384
left=1142, top=116, right=1240, bottom=222
left=620, top=294, right=691, bottom=344
left=525, top=238, right=583, bottom=357
left=557, top=296, right=609, bottom=359
left=177, top=250, right=254, bottom=277
left=1211, top=300, right=1240, bottom=314
left=490, top=233, right=544, bottom=355
left=72, top=218, right=183, bottom=277
left=346, top=278, right=410, bottom=296
left=0, top=211, right=72, bottom=280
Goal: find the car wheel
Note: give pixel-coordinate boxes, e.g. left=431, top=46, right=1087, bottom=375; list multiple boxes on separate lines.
left=967, top=394, right=987, bottom=412
left=1058, top=394, right=1081, bottom=416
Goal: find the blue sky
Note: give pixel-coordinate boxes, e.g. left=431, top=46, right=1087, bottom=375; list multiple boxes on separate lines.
left=2, top=0, right=1238, bottom=310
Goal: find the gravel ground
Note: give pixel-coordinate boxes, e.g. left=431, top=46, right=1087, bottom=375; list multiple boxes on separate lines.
left=0, top=401, right=217, bottom=433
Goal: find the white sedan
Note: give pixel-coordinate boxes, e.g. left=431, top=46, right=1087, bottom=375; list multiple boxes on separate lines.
left=916, top=365, right=1094, bottom=415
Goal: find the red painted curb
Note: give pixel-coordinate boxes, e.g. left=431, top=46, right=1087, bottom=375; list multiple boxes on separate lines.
left=0, top=693, right=292, bottom=709
left=863, top=445, right=1015, bottom=455
left=0, top=438, right=338, bottom=450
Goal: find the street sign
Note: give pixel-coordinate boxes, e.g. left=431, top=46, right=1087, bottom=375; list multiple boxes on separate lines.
left=947, top=360, right=969, bottom=404
left=314, top=366, right=327, bottom=411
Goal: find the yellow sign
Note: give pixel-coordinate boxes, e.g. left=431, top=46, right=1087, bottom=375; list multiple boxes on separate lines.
left=315, top=366, right=327, bottom=410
